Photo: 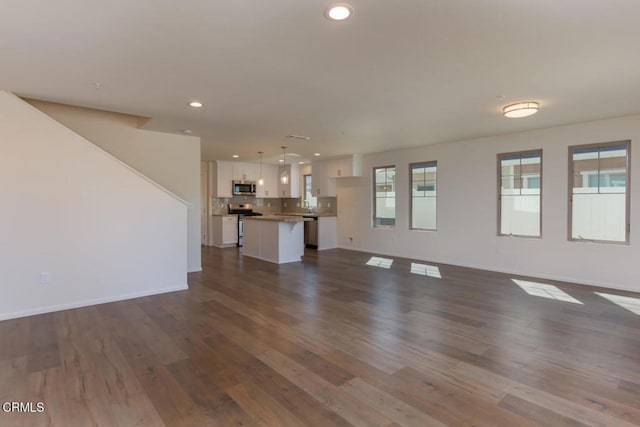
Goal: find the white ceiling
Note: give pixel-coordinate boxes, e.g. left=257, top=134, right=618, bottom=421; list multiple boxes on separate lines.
left=3, top=0, right=640, bottom=163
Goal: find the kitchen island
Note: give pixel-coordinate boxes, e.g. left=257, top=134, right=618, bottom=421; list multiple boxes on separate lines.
left=273, top=213, right=337, bottom=249
left=242, top=215, right=311, bottom=264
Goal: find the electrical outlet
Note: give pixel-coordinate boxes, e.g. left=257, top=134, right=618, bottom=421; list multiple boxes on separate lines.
left=348, top=236, right=353, bottom=243
left=40, top=272, right=50, bottom=285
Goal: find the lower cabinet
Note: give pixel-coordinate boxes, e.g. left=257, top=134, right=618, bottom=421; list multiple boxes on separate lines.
left=303, top=216, right=337, bottom=250
left=317, top=216, right=338, bottom=250
left=212, top=215, right=238, bottom=247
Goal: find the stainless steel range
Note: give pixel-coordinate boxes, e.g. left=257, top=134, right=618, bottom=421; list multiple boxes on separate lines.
left=228, top=203, right=263, bottom=247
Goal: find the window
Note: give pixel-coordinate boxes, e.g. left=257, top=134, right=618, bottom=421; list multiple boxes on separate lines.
left=373, top=166, right=396, bottom=227
left=303, top=174, right=317, bottom=208
left=498, top=150, right=542, bottom=237
left=569, top=141, right=630, bottom=243
left=410, top=161, right=437, bottom=230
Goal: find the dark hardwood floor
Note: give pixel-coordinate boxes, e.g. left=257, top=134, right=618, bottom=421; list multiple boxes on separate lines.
left=1, top=247, right=640, bottom=426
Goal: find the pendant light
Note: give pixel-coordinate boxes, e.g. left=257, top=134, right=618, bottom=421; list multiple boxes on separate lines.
left=258, top=151, right=264, bottom=186
left=280, top=146, right=289, bottom=185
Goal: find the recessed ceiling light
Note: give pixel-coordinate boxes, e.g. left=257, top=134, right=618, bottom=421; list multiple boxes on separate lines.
left=314, top=153, right=321, bottom=156
left=279, top=159, right=284, bottom=163
left=188, top=101, right=203, bottom=108
left=503, top=101, right=539, bottom=118
left=325, top=4, right=353, bottom=21
left=232, top=154, right=239, bottom=158
left=299, top=161, right=305, bottom=164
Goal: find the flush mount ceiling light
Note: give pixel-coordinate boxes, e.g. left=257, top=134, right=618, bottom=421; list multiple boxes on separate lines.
left=503, top=101, right=539, bottom=118
left=287, top=134, right=311, bottom=141
left=232, top=154, right=239, bottom=158
left=188, top=101, right=203, bottom=108
left=314, top=153, right=321, bottom=156
left=325, top=3, right=353, bottom=21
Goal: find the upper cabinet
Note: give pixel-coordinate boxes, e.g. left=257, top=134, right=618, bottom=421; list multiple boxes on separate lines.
left=209, top=161, right=233, bottom=198
left=210, top=160, right=283, bottom=198
left=312, top=154, right=361, bottom=197
left=256, top=163, right=278, bottom=198
left=328, top=154, right=362, bottom=178
left=311, top=160, right=336, bottom=197
left=277, top=164, right=300, bottom=198
left=232, top=162, right=257, bottom=182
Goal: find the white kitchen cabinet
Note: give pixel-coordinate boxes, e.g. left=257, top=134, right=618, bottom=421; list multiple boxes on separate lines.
left=212, top=160, right=303, bottom=198
left=311, top=160, right=336, bottom=197
left=256, top=163, right=279, bottom=198
left=327, top=159, right=340, bottom=178
left=209, top=161, right=233, bottom=198
left=212, top=215, right=238, bottom=247
left=277, top=164, right=300, bottom=198
left=210, top=160, right=262, bottom=198
left=328, top=154, right=362, bottom=178
left=242, top=217, right=305, bottom=264
left=318, top=216, right=338, bottom=250
left=232, top=162, right=257, bottom=182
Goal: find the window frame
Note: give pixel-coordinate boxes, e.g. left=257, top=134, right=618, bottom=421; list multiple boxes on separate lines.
left=409, top=160, right=437, bottom=231
left=373, top=165, right=396, bottom=228
left=497, top=149, right=543, bottom=239
left=302, top=174, right=317, bottom=208
left=568, top=140, right=631, bottom=245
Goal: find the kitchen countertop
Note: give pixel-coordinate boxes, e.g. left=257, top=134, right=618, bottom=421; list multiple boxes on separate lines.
left=243, top=215, right=313, bottom=222
left=276, top=213, right=337, bottom=218
left=213, top=213, right=336, bottom=218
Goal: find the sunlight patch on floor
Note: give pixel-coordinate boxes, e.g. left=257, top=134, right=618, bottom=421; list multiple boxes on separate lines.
left=512, top=279, right=583, bottom=304
left=595, top=292, right=640, bottom=315
left=366, top=256, right=394, bottom=269
left=410, top=263, right=441, bottom=278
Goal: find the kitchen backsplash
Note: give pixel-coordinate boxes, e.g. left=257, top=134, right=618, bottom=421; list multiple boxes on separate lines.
left=211, top=196, right=278, bottom=215
left=280, top=197, right=337, bottom=214
left=211, top=196, right=337, bottom=215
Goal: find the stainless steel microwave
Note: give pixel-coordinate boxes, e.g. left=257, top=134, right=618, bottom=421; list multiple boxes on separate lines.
left=232, top=180, right=256, bottom=196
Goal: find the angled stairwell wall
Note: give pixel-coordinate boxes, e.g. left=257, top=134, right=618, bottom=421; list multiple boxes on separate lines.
left=0, top=91, right=188, bottom=320
left=24, top=98, right=202, bottom=273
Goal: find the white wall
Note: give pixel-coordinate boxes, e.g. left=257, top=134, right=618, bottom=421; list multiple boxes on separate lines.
left=25, top=99, right=202, bottom=272
left=0, top=91, right=188, bottom=320
left=337, top=114, right=640, bottom=292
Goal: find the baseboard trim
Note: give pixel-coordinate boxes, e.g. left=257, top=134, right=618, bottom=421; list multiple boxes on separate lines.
left=337, top=245, right=638, bottom=294
left=0, top=284, right=188, bottom=321
left=243, top=253, right=302, bottom=265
